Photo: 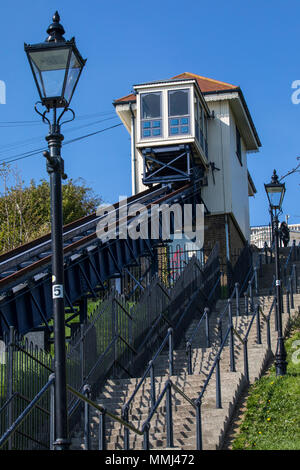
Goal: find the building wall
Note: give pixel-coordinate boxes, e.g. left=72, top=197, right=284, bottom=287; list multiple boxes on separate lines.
left=201, top=100, right=230, bottom=215
left=228, top=106, right=251, bottom=241
left=203, top=212, right=246, bottom=270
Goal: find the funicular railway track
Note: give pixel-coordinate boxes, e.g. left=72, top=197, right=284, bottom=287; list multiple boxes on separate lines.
left=0, top=184, right=168, bottom=288
left=0, top=181, right=199, bottom=336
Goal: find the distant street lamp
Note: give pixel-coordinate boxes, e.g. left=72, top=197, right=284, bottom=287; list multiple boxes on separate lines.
left=264, top=169, right=287, bottom=376
left=25, top=12, right=86, bottom=450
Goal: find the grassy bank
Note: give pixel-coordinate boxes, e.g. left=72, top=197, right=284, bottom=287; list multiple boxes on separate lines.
left=232, top=320, right=300, bottom=450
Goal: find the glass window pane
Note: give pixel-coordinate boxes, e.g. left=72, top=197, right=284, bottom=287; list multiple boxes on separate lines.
left=181, top=126, right=189, bottom=133
left=170, top=118, right=179, bottom=126
left=152, top=121, right=161, bottom=128
left=143, top=129, right=151, bottom=137
left=169, top=89, right=189, bottom=116
left=141, top=93, right=161, bottom=119
left=153, top=129, right=161, bottom=136
left=143, top=122, right=151, bottom=128
left=180, top=117, right=189, bottom=125
left=170, top=127, right=179, bottom=135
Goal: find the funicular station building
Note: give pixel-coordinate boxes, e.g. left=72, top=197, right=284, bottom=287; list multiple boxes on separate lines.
left=114, top=72, right=261, bottom=272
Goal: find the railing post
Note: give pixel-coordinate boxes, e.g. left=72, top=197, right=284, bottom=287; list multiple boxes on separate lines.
left=290, top=276, right=294, bottom=310
left=143, top=423, right=150, bottom=450
left=274, top=297, right=278, bottom=332
left=255, top=305, right=262, bottom=345
left=286, top=287, right=290, bottom=317
left=49, top=373, right=55, bottom=450
left=254, top=267, right=258, bottom=295
left=204, top=308, right=210, bottom=348
left=168, top=328, right=174, bottom=376
left=266, top=316, right=271, bottom=351
left=244, top=291, right=249, bottom=316
left=149, top=361, right=156, bottom=409
left=243, top=339, right=249, bottom=384
left=216, top=357, right=222, bottom=409
left=7, top=326, right=14, bottom=451
left=98, top=409, right=106, bottom=450
left=218, top=319, right=223, bottom=344
left=122, top=406, right=129, bottom=450
left=235, top=283, right=240, bottom=317
left=186, top=342, right=192, bottom=375
left=83, top=384, right=91, bottom=451
left=80, top=324, right=85, bottom=386
left=166, top=382, right=174, bottom=448
left=228, top=300, right=236, bottom=372
left=196, top=400, right=202, bottom=451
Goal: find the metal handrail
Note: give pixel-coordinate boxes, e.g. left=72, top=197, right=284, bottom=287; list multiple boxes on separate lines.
left=122, top=327, right=174, bottom=416
left=196, top=325, right=231, bottom=405
left=140, top=378, right=200, bottom=450
left=67, top=384, right=143, bottom=437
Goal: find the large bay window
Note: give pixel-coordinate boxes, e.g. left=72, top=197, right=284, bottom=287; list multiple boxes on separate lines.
left=141, top=92, right=162, bottom=138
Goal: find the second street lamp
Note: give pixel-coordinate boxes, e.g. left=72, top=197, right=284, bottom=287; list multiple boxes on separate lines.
left=264, top=169, right=287, bottom=376
left=25, top=12, right=86, bottom=450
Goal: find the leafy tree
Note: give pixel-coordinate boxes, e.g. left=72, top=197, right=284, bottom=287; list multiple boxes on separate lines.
left=0, top=165, right=101, bottom=253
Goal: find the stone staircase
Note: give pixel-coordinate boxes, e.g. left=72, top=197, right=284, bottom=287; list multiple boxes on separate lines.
left=70, top=252, right=300, bottom=450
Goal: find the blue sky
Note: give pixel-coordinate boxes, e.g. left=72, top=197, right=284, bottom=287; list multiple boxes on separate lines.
left=0, top=0, right=300, bottom=227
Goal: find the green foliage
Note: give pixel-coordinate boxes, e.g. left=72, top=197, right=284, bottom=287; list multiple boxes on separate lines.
left=232, top=325, right=300, bottom=450
left=0, top=164, right=101, bottom=253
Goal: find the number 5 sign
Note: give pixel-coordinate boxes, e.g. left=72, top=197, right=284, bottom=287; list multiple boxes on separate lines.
left=52, top=284, right=64, bottom=299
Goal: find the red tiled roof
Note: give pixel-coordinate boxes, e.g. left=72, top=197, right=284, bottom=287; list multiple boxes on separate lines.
left=113, top=72, right=238, bottom=104
left=171, top=72, right=238, bottom=92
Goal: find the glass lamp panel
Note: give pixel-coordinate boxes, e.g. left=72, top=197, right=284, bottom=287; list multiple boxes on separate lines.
left=40, top=69, right=66, bottom=98
left=29, top=48, right=70, bottom=72
left=64, top=51, right=81, bottom=103
left=267, top=187, right=283, bottom=209
left=31, top=60, right=44, bottom=98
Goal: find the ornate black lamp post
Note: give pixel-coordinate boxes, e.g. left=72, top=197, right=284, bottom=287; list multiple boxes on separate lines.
left=264, top=169, right=287, bottom=376
left=25, top=12, right=86, bottom=449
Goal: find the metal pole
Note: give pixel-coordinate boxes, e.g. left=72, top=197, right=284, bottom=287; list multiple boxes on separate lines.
left=150, top=361, right=156, bottom=409
left=98, top=409, right=106, bottom=450
left=216, top=357, right=222, bottom=409
left=255, top=304, right=262, bottom=345
left=228, top=300, right=236, bottom=372
left=243, top=340, right=249, bottom=384
left=83, top=384, right=91, bottom=450
left=49, top=374, right=55, bottom=450
left=45, top=118, right=70, bottom=449
left=204, top=308, right=210, bottom=348
left=196, top=401, right=202, bottom=450
left=273, top=213, right=287, bottom=376
left=235, top=283, right=240, bottom=317
left=166, top=383, right=174, bottom=448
